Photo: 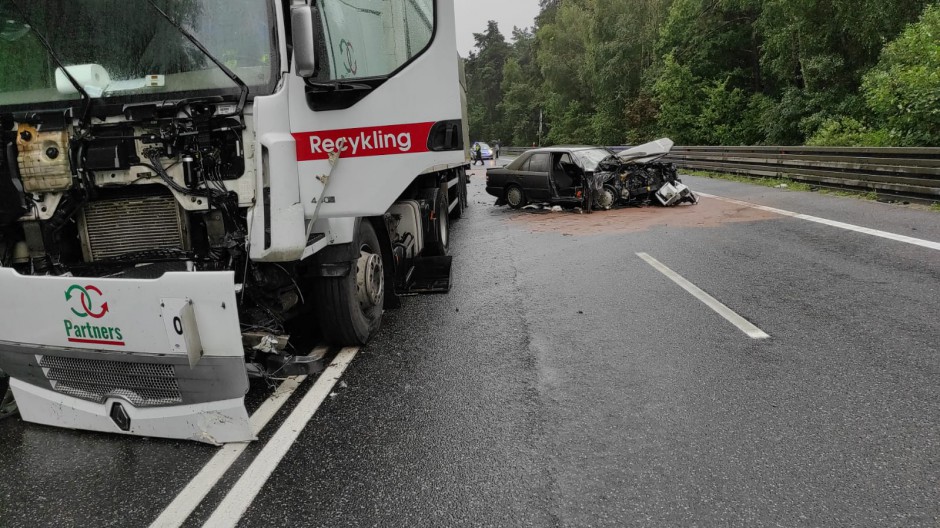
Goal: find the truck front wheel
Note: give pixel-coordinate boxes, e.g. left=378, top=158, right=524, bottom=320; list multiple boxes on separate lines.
left=315, top=221, right=385, bottom=345
left=0, top=373, right=15, bottom=421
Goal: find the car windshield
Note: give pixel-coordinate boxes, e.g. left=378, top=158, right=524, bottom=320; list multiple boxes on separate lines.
left=572, top=148, right=614, bottom=171
left=0, top=0, right=276, bottom=110
left=478, top=143, right=491, bottom=150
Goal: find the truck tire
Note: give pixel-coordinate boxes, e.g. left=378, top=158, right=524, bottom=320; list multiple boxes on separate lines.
left=315, top=221, right=385, bottom=345
left=0, top=373, right=15, bottom=421
left=448, top=183, right=464, bottom=220
left=452, top=170, right=468, bottom=219
left=426, top=188, right=450, bottom=256
left=451, top=183, right=463, bottom=219
left=460, top=170, right=469, bottom=210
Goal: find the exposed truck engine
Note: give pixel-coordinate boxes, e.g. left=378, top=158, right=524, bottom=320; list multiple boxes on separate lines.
left=0, top=0, right=468, bottom=443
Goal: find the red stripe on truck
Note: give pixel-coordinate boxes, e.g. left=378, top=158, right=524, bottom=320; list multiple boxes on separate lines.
left=293, top=122, right=435, bottom=162
left=68, top=338, right=126, bottom=347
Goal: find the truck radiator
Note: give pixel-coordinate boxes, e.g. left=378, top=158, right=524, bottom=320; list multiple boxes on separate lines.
left=79, top=192, right=187, bottom=262
left=38, top=355, right=183, bottom=407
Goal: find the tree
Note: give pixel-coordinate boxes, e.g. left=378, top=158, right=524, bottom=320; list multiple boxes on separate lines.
left=861, top=3, right=940, bottom=146
left=756, top=0, right=931, bottom=142
left=498, top=28, right=543, bottom=146
left=465, top=0, right=936, bottom=147
left=465, top=21, right=512, bottom=141
left=536, top=0, right=595, bottom=144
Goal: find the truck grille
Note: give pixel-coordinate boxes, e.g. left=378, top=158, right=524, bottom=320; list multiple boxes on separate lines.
left=80, top=193, right=186, bottom=262
left=38, top=356, right=183, bottom=407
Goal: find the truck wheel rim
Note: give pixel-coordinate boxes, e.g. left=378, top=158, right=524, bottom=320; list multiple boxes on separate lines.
left=356, top=249, right=384, bottom=310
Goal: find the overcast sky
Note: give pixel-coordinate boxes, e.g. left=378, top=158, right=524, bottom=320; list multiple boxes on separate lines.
left=453, top=0, right=541, bottom=57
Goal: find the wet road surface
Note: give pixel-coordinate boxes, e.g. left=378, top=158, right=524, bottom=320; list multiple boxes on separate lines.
left=1, top=161, right=938, bottom=527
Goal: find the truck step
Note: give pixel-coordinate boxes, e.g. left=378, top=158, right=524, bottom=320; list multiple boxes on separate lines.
left=404, top=256, right=452, bottom=294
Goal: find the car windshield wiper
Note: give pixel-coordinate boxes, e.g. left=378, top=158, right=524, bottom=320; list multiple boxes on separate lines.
left=8, top=0, right=92, bottom=127
left=145, top=0, right=248, bottom=116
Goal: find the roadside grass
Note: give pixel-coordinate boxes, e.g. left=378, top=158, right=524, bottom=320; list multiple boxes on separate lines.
left=685, top=170, right=814, bottom=192
left=687, top=170, right=883, bottom=202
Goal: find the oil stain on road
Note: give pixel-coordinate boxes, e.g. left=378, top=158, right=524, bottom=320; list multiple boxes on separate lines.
left=506, top=196, right=780, bottom=236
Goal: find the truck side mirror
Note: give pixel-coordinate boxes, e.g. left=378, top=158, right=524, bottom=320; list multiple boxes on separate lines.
left=291, top=5, right=318, bottom=78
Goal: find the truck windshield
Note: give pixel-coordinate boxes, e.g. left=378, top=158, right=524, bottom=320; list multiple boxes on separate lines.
left=0, top=0, right=276, bottom=110
left=314, top=0, right=434, bottom=82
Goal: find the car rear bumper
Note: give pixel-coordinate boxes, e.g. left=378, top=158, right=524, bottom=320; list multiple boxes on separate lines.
left=485, top=186, right=503, bottom=198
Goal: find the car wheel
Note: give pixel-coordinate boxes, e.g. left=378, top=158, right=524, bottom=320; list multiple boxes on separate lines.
left=595, top=186, right=617, bottom=210
left=505, top=185, right=527, bottom=209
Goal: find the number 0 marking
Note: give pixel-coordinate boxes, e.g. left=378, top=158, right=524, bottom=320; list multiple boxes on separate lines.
left=173, top=316, right=184, bottom=336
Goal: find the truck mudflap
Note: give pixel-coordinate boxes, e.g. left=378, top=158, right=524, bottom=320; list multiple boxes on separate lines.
left=0, top=269, right=253, bottom=445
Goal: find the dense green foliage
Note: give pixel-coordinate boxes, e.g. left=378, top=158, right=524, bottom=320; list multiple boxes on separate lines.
left=465, top=0, right=939, bottom=147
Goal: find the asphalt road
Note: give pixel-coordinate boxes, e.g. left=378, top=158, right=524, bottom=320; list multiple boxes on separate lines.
left=1, top=160, right=938, bottom=527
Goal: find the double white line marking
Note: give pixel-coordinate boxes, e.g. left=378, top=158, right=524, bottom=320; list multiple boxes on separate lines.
left=151, top=347, right=359, bottom=528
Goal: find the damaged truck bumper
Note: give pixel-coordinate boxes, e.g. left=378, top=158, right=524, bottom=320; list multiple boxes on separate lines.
left=0, top=268, right=253, bottom=444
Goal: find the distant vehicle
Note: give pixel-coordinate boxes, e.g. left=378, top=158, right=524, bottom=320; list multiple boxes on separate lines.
left=485, top=140, right=697, bottom=210
left=473, top=142, right=494, bottom=160
left=485, top=146, right=613, bottom=209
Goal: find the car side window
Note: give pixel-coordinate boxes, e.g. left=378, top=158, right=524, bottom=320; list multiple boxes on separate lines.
left=527, top=153, right=550, bottom=173
left=507, top=153, right=530, bottom=170
left=556, top=153, right=573, bottom=170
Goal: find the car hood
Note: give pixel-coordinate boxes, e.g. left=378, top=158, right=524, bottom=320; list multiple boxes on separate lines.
left=616, top=138, right=674, bottom=164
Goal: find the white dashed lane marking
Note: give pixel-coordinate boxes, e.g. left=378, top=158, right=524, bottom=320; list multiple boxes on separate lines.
left=698, top=192, right=940, bottom=252
left=638, top=252, right=770, bottom=340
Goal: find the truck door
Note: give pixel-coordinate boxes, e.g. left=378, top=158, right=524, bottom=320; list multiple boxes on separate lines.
left=287, top=0, right=465, bottom=221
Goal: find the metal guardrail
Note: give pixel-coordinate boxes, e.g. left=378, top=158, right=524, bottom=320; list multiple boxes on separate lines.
left=503, top=145, right=940, bottom=201
left=665, top=146, right=940, bottom=201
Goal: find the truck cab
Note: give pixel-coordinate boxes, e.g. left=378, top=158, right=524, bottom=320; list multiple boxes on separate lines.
left=0, top=0, right=468, bottom=443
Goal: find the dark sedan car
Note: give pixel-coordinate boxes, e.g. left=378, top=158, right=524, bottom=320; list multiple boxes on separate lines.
left=485, top=146, right=614, bottom=209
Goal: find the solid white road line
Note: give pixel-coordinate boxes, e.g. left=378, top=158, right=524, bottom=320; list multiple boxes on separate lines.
left=638, top=252, right=770, bottom=340
left=202, top=347, right=359, bottom=528
left=697, top=192, right=940, bottom=252
left=150, top=347, right=329, bottom=528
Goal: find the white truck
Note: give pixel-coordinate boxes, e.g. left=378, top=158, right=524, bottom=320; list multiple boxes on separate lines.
left=0, top=0, right=469, bottom=443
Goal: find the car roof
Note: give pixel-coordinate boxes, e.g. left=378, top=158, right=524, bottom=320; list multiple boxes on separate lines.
left=527, top=145, right=606, bottom=153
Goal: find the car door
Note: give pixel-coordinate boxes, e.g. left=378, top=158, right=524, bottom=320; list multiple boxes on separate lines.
left=522, top=152, right=552, bottom=201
